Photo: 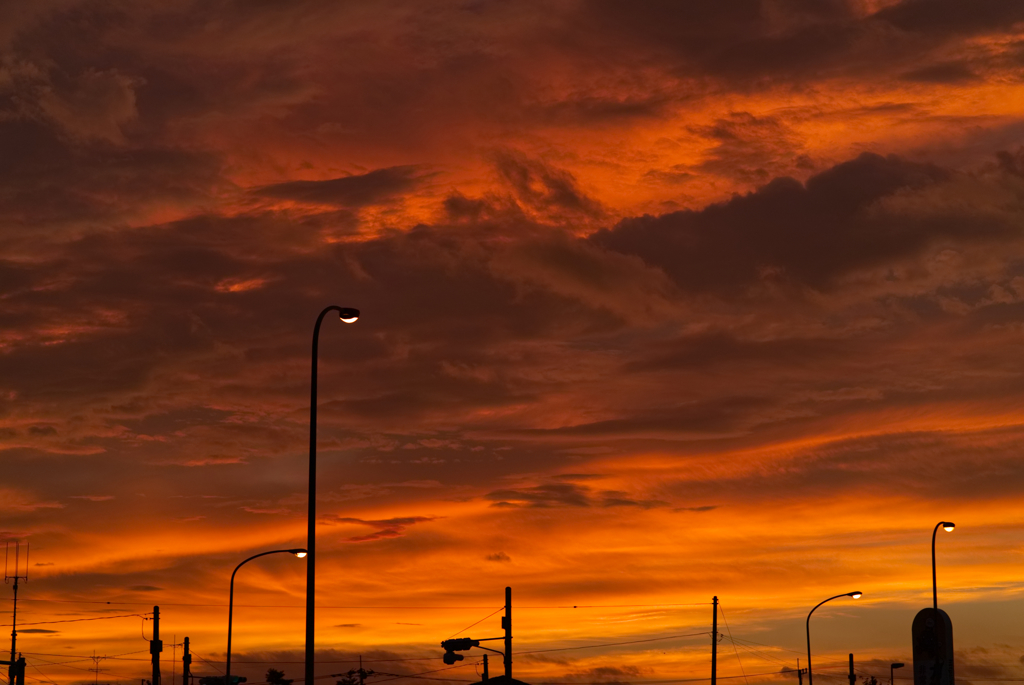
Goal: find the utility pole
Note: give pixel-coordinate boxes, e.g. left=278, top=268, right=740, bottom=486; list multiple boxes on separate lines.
left=501, top=587, right=512, bottom=678
left=151, top=606, right=162, bottom=685
left=482, top=655, right=488, bottom=682
left=849, top=654, right=856, bottom=685
left=711, top=597, right=718, bottom=685
left=5, top=541, right=28, bottom=685
left=182, top=637, right=191, bottom=685
left=796, top=659, right=807, bottom=685
left=2, top=656, right=25, bottom=685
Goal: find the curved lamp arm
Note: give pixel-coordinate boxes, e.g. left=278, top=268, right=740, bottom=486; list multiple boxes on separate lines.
left=932, top=521, right=955, bottom=611
left=806, top=591, right=862, bottom=685
left=227, top=548, right=307, bottom=685
left=307, top=305, right=359, bottom=685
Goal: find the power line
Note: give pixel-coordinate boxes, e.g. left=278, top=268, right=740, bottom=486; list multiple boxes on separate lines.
left=718, top=603, right=748, bottom=685
left=517, top=631, right=710, bottom=656
left=0, top=613, right=148, bottom=627
left=448, top=607, right=503, bottom=640
left=14, top=599, right=711, bottom=609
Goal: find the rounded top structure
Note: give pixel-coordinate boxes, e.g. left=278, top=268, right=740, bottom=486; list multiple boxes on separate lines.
left=849, top=591, right=863, bottom=599
left=289, top=548, right=309, bottom=558
left=339, top=308, right=360, bottom=323
left=942, top=522, right=955, bottom=532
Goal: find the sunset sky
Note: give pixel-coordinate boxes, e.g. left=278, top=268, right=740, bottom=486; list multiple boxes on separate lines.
left=3, top=2, right=1024, bottom=685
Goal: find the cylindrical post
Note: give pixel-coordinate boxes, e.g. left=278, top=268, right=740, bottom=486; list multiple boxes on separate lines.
left=711, top=597, right=718, bottom=685
left=182, top=637, right=191, bottom=685
left=504, top=586, right=512, bottom=678
left=152, top=606, right=161, bottom=685
left=798, top=659, right=803, bottom=685
left=931, top=524, right=939, bottom=611
left=482, top=655, right=489, bottom=682
left=304, top=306, right=357, bottom=685
left=848, top=654, right=855, bottom=685
left=306, top=307, right=333, bottom=685
left=9, top=577, right=18, bottom=669
left=806, top=593, right=859, bottom=685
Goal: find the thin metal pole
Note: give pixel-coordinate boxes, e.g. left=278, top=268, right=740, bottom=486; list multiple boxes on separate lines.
left=9, top=577, right=17, bottom=668
left=931, top=522, right=940, bottom=611
left=504, top=587, right=512, bottom=678
left=152, top=606, right=161, bottom=685
left=183, top=637, right=190, bottom=685
left=711, top=597, right=718, bottom=685
left=307, top=306, right=347, bottom=685
left=848, top=654, right=855, bottom=685
left=229, top=550, right=302, bottom=685
left=806, top=593, right=852, bottom=685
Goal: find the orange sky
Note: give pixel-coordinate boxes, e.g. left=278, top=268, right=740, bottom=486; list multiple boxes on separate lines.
left=3, top=2, right=1024, bottom=685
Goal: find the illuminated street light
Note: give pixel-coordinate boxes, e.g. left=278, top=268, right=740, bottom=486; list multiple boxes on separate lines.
left=806, top=591, right=862, bottom=685
left=227, top=549, right=307, bottom=685
left=306, top=306, right=360, bottom=685
left=932, top=521, right=955, bottom=610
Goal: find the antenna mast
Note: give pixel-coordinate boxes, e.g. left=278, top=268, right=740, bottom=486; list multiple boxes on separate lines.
left=5, top=541, right=29, bottom=682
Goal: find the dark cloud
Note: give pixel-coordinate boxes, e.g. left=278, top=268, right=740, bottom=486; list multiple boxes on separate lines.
left=485, top=552, right=511, bottom=562
left=485, top=482, right=665, bottom=509
left=493, top=151, right=603, bottom=220
left=901, top=61, right=979, bottom=83
left=590, top=152, right=986, bottom=292
left=255, top=166, right=424, bottom=208
left=873, top=0, right=1024, bottom=39
left=322, top=515, right=438, bottom=543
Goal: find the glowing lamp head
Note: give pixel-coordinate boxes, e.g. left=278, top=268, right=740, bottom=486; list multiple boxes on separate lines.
left=289, top=549, right=308, bottom=558
left=338, top=308, right=360, bottom=324
left=850, top=591, right=863, bottom=599
left=942, top=522, right=955, bottom=532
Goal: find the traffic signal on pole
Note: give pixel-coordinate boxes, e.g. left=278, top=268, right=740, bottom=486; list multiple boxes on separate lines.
left=442, top=638, right=479, bottom=652
left=441, top=638, right=479, bottom=664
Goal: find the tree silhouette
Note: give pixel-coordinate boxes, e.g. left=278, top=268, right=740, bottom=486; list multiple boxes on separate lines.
left=267, top=669, right=294, bottom=685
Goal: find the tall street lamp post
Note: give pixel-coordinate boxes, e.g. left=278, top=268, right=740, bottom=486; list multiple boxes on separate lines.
left=806, top=591, right=862, bottom=685
left=932, top=522, right=955, bottom=610
left=890, top=662, right=905, bottom=685
left=227, top=549, right=307, bottom=685
left=306, top=306, right=360, bottom=685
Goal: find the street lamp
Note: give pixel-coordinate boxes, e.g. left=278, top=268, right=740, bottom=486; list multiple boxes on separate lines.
left=806, top=591, right=862, bottom=685
left=306, top=306, right=360, bottom=685
left=227, top=549, right=307, bottom=685
left=890, top=662, right=904, bottom=685
left=932, top=521, right=955, bottom=610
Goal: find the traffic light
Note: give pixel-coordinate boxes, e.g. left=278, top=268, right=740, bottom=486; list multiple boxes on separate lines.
left=441, top=637, right=479, bottom=664
left=441, top=638, right=479, bottom=652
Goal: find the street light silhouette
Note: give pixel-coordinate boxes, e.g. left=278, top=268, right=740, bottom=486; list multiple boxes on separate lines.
left=227, top=549, right=307, bottom=685
left=305, top=306, right=359, bottom=685
left=890, top=662, right=905, bottom=685
left=932, top=521, right=955, bottom=610
left=805, top=591, right=861, bottom=685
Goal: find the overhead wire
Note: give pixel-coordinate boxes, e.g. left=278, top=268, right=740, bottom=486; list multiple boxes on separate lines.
left=718, top=602, right=748, bottom=685
left=14, top=598, right=711, bottom=609
left=447, top=606, right=504, bottom=640
left=0, top=613, right=148, bottom=627
left=722, top=636, right=792, bottom=669
left=517, top=631, right=710, bottom=656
